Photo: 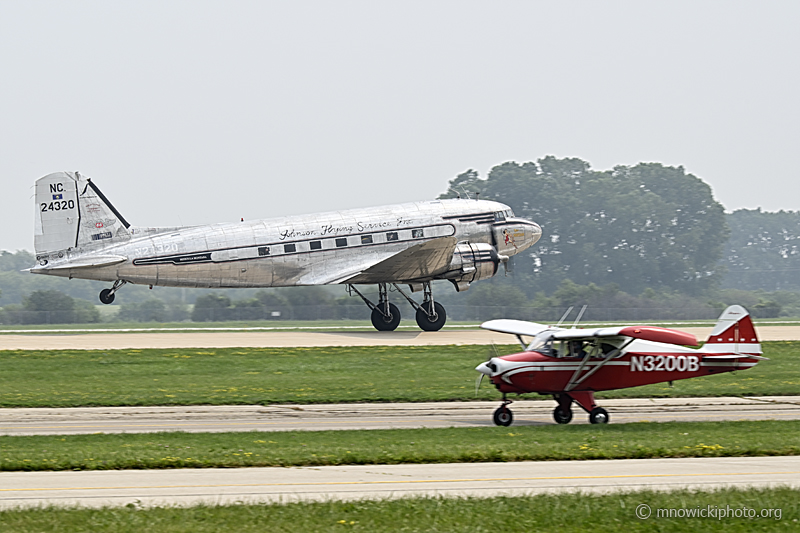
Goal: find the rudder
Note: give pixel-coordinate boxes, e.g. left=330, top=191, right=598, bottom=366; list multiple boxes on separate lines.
left=34, top=172, right=131, bottom=263
left=704, top=305, right=761, bottom=355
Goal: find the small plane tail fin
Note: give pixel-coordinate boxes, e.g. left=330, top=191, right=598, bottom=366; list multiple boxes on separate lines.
left=703, top=305, right=762, bottom=356
left=34, top=172, right=131, bottom=262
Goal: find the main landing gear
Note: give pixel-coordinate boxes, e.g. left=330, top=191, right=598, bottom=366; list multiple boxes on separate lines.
left=348, top=282, right=447, bottom=332
left=551, top=392, right=609, bottom=426
left=489, top=392, right=611, bottom=427
left=99, top=279, right=127, bottom=304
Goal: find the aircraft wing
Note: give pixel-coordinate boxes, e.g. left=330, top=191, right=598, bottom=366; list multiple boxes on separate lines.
left=481, top=320, right=698, bottom=347
left=297, top=237, right=458, bottom=286
left=552, top=326, right=698, bottom=346
left=481, top=319, right=553, bottom=337
left=342, top=236, right=458, bottom=284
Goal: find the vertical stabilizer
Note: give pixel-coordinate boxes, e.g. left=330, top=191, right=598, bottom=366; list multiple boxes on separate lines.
left=703, top=305, right=761, bottom=355
left=34, top=172, right=131, bottom=262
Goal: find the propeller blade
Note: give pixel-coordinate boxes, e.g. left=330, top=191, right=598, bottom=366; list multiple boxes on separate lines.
left=475, top=373, right=484, bottom=396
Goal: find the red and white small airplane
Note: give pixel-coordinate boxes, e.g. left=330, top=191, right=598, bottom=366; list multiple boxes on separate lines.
left=476, top=305, right=766, bottom=426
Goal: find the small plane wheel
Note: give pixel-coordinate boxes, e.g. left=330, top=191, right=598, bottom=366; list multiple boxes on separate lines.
left=493, top=406, right=513, bottom=427
left=553, top=406, right=573, bottom=424
left=371, top=303, right=401, bottom=331
left=415, top=301, right=446, bottom=331
left=589, top=407, right=610, bottom=425
left=99, top=289, right=115, bottom=305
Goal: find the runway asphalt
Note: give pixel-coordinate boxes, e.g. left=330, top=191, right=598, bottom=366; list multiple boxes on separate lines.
left=1, top=456, right=798, bottom=509
left=1, top=325, right=799, bottom=350
left=2, top=396, right=800, bottom=436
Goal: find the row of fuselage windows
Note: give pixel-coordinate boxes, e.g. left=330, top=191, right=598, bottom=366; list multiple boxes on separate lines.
left=257, top=229, right=426, bottom=257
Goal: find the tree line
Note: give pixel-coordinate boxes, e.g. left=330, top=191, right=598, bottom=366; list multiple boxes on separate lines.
left=2, top=155, right=799, bottom=323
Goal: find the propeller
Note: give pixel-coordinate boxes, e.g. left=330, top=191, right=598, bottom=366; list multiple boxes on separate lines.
left=475, top=343, right=501, bottom=396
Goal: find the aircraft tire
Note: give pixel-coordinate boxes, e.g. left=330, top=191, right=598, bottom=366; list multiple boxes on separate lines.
left=371, top=303, right=401, bottom=331
left=589, top=407, right=610, bottom=424
left=415, top=301, right=447, bottom=331
left=493, top=406, right=513, bottom=427
left=553, top=406, right=573, bottom=424
left=99, top=289, right=115, bottom=305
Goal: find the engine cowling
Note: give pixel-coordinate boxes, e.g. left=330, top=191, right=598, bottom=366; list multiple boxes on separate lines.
left=441, top=242, right=504, bottom=292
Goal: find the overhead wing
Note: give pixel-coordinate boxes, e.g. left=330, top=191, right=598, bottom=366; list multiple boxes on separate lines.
left=551, top=326, right=698, bottom=346
left=343, top=236, right=458, bottom=284
left=481, top=319, right=553, bottom=337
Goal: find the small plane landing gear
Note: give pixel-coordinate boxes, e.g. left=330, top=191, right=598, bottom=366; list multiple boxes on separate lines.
left=589, top=407, right=609, bottom=424
left=553, top=406, right=573, bottom=424
left=99, top=280, right=127, bottom=304
left=492, top=396, right=514, bottom=426
left=493, top=405, right=513, bottom=427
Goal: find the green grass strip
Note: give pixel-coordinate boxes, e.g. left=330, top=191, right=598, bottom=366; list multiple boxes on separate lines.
left=1, top=342, right=799, bottom=408
left=1, top=420, right=799, bottom=472
left=1, top=488, right=798, bottom=532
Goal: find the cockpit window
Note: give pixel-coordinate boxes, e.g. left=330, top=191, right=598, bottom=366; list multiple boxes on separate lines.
left=505, top=209, right=514, bottom=218
left=494, top=211, right=506, bottom=222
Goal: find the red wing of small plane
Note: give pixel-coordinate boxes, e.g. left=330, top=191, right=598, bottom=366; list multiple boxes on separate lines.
left=477, top=305, right=766, bottom=426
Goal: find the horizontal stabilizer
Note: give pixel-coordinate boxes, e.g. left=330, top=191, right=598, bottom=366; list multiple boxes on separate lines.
left=33, top=255, right=127, bottom=270
left=703, top=353, right=769, bottom=361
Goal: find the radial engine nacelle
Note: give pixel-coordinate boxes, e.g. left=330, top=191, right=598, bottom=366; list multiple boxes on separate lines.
left=443, top=242, right=506, bottom=292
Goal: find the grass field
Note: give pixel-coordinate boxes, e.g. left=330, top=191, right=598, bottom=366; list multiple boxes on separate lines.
left=0, top=343, right=798, bottom=408
left=0, top=488, right=797, bottom=532
left=1, top=420, right=798, bottom=471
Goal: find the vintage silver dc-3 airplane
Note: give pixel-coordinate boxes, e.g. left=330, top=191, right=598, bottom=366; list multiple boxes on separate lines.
left=31, top=171, right=541, bottom=331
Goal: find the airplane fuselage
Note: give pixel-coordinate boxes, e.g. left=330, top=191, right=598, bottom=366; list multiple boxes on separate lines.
left=32, top=198, right=541, bottom=289
left=487, top=340, right=759, bottom=395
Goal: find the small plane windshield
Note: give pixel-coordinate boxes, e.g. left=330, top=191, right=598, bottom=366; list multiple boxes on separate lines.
left=527, top=331, right=556, bottom=356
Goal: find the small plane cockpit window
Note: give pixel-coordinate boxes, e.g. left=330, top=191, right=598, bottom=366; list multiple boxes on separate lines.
left=361, top=235, right=373, bottom=244
left=412, top=229, right=424, bottom=238
left=284, top=243, right=296, bottom=253
left=386, top=232, right=399, bottom=241
left=309, top=241, right=322, bottom=250
left=506, top=209, right=514, bottom=218
left=494, top=211, right=506, bottom=222
left=335, top=238, right=348, bottom=247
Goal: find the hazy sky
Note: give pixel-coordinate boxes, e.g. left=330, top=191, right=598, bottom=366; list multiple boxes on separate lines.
left=2, top=1, right=799, bottom=252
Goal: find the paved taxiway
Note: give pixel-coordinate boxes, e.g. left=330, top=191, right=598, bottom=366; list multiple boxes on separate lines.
left=1, top=456, right=797, bottom=509
left=2, top=397, right=799, bottom=436
left=1, top=325, right=799, bottom=350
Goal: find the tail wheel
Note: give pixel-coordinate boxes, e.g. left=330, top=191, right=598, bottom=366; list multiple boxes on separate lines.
left=553, top=406, right=573, bottom=424
left=99, top=289, right=115, bottom=305
left=415, top=301, right=446, bottom=331
left=589, top=407, right=609, bottom=425
left=493, top=406, right=513, bottom=427
left=370, top=303, right=401, bottom=331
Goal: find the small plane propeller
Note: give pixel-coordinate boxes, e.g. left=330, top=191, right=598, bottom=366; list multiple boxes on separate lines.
left=475, top=343, right=501, bottom=395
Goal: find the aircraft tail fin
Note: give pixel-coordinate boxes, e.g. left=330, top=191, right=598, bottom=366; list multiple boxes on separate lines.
left=703, top=305, right=762, bottom=356
left=34, top=172, right=132, bottom=262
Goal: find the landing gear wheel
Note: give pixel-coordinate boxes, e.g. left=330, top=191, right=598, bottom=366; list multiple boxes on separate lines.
left=589, top=407, right=609, bottom=425
left=553, top=406, right=573, bottom=424
left=493, top=406, right=513, bottom=427
left=99, top=289, right=115, bottom=305
left=371, top=303, right=401, bottom=331
left=415, top=301, right=446, bottom=331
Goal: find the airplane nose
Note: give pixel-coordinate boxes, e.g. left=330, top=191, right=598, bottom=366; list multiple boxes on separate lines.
left=475, top=360, right=497, bottom=375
